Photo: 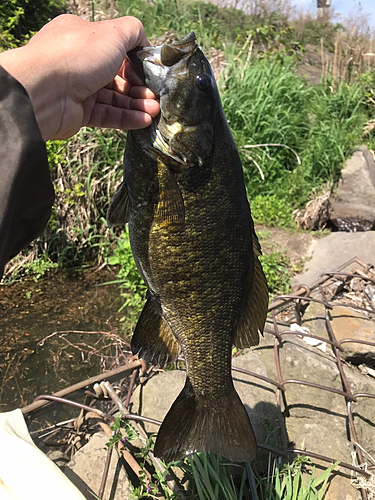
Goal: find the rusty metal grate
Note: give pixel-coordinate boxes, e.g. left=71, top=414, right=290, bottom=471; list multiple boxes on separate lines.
left=234, top=257, right=375, bottom=500
left=22, top=257, right=375, bottom=499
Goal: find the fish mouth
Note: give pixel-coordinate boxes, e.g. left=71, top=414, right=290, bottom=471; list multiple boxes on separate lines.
left=129, top=32, right=207, bottom=168
left=128, top=32, right=197, bottom=98
left=151, top=121, right=183, bottom=165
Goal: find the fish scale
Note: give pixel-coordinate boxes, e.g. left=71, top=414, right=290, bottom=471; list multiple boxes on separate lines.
left=107, top=32, right=269, bottom=462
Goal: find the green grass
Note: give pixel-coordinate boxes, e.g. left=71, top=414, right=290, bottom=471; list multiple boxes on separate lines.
left=106, top=228, right=147, bottom=332
left=220, top=55, right=367, bottom=224
left=106, top=417, right=339, bottom=500
left=0, top=0, right=65, bottom=49
left=257, top=456, right=339, bottom=500
left=260, top=251, right=291, bottom=297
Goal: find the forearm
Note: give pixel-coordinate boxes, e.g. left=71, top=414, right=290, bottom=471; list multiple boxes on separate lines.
left=0, top=45, right=63, bottom=141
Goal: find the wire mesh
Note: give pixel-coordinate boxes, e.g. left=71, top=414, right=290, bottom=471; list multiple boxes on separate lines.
left=22, top=257, right=375, bottom=499
left=244, top=257, right=375, bottom=500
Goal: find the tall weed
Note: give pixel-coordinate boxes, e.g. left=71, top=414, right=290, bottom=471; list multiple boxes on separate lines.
left=44, top=128, right=125, bottom=266
left=220, top=53, right=367, bottom=220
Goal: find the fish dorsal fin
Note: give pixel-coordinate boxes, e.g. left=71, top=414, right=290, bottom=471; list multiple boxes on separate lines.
left=156, top=161, right=185, bottom=224
left=106, top=181, right=130, bottom=227
left=233, top=231, right=269, bottom=348
left=131, top=294, right=180, bottom=367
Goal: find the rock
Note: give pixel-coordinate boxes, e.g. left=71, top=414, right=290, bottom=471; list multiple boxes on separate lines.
left=130, top=333, right=375, bottom=499
left=330, top=146, right=375, bottom=231
left=344, top=366, right=375, bottom=459
left=301, top=301, right=375, bottom=367
left=330, top=306, right=375, bottom=366
left=253, top=332, right=372, bottom=500
left=64, top=432, right=130, bottom=500
left=300, top=300, right=329, bottom=339
left=131, top=369, right=185, bottom=435
left=232, top=352, right=281, bottom=448
left=291, top=231, right=375, bottom=286
left=293, top=190, right=331, bottom=230
left=47, top=450, right=70, bottom=468
left=365, top=285, right=375, bottom=309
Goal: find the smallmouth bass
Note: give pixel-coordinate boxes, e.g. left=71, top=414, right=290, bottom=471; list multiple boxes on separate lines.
left=107, top=32, right=269, bottom=463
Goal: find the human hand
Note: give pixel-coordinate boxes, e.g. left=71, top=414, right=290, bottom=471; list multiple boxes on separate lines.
left=0, top=15, right=160, bottom=141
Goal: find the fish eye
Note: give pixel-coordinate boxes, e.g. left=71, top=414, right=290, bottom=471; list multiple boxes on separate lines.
left=196, top=74, right=212, bottom=92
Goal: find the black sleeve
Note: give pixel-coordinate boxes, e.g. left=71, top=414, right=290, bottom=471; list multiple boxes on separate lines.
left=0, top=66, right=54, bottom=277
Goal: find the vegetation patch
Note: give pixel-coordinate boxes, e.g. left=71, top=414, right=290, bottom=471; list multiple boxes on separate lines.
left=106, top=415, right=338, bottom=500
left=260, top=251, right=291, bottom=297
left=106, top=228, right=147, bottom=332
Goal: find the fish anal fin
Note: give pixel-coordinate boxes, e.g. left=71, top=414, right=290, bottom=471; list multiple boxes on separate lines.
left=154, top=378, right=257, bottom=462
left=156, top=161, right=185, bottom=225
left=131, top=295, right=179, bottom=367
left=107, top=181, right=130, bottom=227
left=234, top=251, right=269, bottom=349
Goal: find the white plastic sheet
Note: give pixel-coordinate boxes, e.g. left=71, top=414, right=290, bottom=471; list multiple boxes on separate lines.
left=0, top=409, right=85, bottom=500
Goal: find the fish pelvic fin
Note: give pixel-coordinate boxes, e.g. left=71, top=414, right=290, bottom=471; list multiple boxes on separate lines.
left=131, top=294, right=180, bottom=367
left=154, top=378, right=257, bottom=462
left=234, top=240, right=269, bottom=348
left=106, top=181, right=130, bottom=227
left=156, top=161, right=185, bottom=225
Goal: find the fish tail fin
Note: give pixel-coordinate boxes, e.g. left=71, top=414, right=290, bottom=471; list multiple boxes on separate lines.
left=154, top=379, right=257, bottom=463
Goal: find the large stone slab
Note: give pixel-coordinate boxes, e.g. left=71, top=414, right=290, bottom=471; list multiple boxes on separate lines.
left=291, top=231, right=375, bottom=286
left=254, top=334, right=374, bottom=499
left=64, top=432, right=130, bottom=500
left=130, top=336, right=375, bottom=499
left=330, top=146, right=375, bottom=231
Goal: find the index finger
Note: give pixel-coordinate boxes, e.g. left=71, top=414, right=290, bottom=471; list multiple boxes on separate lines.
left=103, top=16, right=150, bottom=53
left=118, top=57, right=144, bottom=86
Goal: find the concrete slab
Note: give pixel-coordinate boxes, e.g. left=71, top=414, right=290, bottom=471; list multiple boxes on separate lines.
left=291, top=231, right=375, bottom=286
left=330, top=146, right=375, bottom=231
left=64, top=432, right=130, bottom=500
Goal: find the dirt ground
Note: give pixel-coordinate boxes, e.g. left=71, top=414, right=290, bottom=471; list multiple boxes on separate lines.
left=298, top=44, right=330, bottom=85
left=256, top=224, right=323, bottom=268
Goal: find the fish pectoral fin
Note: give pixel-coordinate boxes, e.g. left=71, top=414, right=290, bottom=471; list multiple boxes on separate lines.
left=156, top=162, right=185, bottom=224
left=154, top=378, right=257, bottom=462
left=106, top=181, right=130, bottom=227
left=131, top=295, right=179, bottom=367
left=234, top=247, right=269, bottom=348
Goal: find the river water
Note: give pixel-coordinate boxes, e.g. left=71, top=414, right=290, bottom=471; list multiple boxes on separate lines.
left=0, top=268, right=130, bottom=413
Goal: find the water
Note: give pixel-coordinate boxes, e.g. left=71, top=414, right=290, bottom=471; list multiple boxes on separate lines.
left=0, top=268, right=129, bottom=413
